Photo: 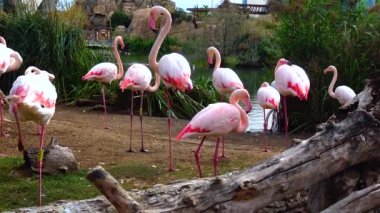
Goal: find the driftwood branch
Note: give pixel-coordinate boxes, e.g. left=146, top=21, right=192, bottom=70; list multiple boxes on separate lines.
left=321, top=184, right=380, bottom=213
left=84, top=79, right=380, bottom=212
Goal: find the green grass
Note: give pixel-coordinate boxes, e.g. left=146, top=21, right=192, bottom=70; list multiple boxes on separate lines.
left=0, top=157, right=99, bottom=211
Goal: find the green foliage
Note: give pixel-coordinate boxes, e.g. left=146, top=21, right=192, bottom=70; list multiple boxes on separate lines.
left=0, top=157, right=99, bottom=211
left=274, top=0, right=380, bottom=131
left=110, top=10, right=132, bottom=28
left=124, top=36, right=179, bottom=55
left=0, top=6, right=102, bottom=101
left=171, top=8, right=192, bottom=24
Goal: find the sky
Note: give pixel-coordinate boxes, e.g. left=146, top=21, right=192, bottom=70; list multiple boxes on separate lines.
left=172, top=0, right=240, bottom=11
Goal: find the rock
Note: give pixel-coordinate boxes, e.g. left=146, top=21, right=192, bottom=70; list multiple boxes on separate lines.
left=23, top=137, right=79, bottom=175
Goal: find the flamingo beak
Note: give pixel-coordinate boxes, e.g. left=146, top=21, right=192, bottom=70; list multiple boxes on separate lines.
left=149, top=16, right=158, bottom=34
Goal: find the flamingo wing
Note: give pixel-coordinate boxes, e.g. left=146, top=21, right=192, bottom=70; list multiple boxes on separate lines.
left=335, top=86, right=356, bottom=105
left=82, top=62, right=117, bottom=84
left=176, top=103, right=241, bottom=140
left=257, top=86, right=280, bottom=109
left=120, top=64, right=152, bottom=91
left=158, top=53, right=192, bottom=92
left=213, top=68, right=244, bottom=95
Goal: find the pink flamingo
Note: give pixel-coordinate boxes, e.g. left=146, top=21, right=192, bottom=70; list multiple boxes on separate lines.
left=176, top=89, right=252, bottom=177
left=149, top=6, right=193, bottom=171
left=119, top=63, right=160, bottom=152
left=274, top=58, right=309, bottom=147
left=0, top=36, right=23, bottom=136
left=324, top=65, right=356, bottom=106
left=7, top=66, right=57, bottom=206
left=257, top=82, right=280, bottom=152
left=82, top=36, right=124, bottom=129
left=207, top=46, right=244, bottom=158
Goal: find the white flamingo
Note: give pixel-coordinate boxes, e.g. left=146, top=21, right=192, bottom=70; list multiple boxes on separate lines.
left=82, top=36, right=124, bottom=129
left=206, top=46, right=244, bottom=158
left=6, top=66, right=57, bottom=206
left=324, top=65, right=356, bottom=106
left=119, top=63, right=160, bottom=152
left=0, top=36, right=23, bottom=136
left=148, top=6, right=193, bottom=171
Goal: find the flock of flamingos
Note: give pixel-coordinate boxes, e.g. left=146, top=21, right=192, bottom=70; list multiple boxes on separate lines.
left=0, top=5, right=356, bottom=207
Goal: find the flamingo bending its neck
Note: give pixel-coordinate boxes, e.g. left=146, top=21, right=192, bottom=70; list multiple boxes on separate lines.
left=0, top=36, right=23, bottom=136
left=324, top=65, right=356, bottom=106
left=149, top=6, right=193, bottom=171
left=7, top=66, right=57, bottom=206
left=119, top=63, right=160, bottom=152
left=274, top=58, right=309, bottom=147
left=82, top=36, right=124, bottom=129
left=207, top=46, right=244, bottom=158
left=257, top=82, right=280, bottom=152
left=176, top=89, right=252, bottom=177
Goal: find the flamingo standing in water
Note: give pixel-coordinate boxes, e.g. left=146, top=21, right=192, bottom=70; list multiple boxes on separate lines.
left=257, top=82, right=280, bottom=152
left=324, top=65, right=356, bottom=106
left=149, top=6, right=193, bottom=171
left=176, top=89, right=252, bottom=177
left=274, top=58, right=309, bottom=147
left=119, top=63, right=160, bottom=152
left=82, top=36, right=124, bottom=129
left=207, top=46, right=244, bottom=158
left=6, top=66, right=57, bottom=206
left=0, top=36, right=23, bottom=136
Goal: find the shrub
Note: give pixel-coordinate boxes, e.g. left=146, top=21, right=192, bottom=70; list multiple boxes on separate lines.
left=274, top=0, right=380, bottom=131
left=110, top=10, right=132, bottom=28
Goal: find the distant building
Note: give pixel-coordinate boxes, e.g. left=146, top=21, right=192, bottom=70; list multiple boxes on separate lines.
left=241, top=0, right=268, bottom=5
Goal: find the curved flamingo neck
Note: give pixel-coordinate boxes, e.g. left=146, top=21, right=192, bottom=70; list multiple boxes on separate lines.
left=326, top=67, right=338, bottom=99
left=208, top=47, right=221, bottom=71
left=148, top=7, right=172, bottom=73
left=229, top=90, right=249, bottom=133
left=146, top=72, right=161, bottom=92
left=114, top=36, right=124, bottom=80
left=0, top=37, right=6, bottom=46
left=7, top=51, right=23, bottom=71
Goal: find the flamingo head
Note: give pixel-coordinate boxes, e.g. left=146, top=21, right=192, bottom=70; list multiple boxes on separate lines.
left=260, top=82, right=270, bottom=87
left=149, top=6, right=165, bottom=34
left=184, top=78, right=193, bottom=92
left=206, top=47, right=216, bottom=65
left=119, top=78, right=133, bottom=92
left=323, top=65, right=336, bottom=74
left=275, top=58, right=289, bottom=72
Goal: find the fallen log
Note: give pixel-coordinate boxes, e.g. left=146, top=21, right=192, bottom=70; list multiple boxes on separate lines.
left=321, top=184, right=380, bottom=213
left=84, top=80, right=379, bottom=212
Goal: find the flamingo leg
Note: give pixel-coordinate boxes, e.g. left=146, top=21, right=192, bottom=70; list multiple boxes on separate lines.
left=0, top=98, right=4, bottom=136
left=101, top=84, right=110, bottom=129
left=194, top=136, right=206, bottom=178
left=219, top=95, right=228, bottom=159
left=213, top=137, right=221, bottom=176
left=12, top=104, right=24, bottom=151
left=165, top=89, right=174, bottom=171
left=263, top=109, right=269, bottom=152
left=283, top=96, right=288, bottom=148
left=128, top=91, right=135, bottom=152
left=38, top=125, right=46, bottom=207
left=139, top=91, right=148, bottom=152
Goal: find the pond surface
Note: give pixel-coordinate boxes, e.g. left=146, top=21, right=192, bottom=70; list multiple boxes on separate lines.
left=121, top=54, right=277, bottom=133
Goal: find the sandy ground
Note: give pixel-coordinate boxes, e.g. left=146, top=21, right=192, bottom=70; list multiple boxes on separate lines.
left=0, top=105, right=312, bottom=175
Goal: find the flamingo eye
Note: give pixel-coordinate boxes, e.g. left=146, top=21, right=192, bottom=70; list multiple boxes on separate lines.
left=41, top=104, right=45, bottom=108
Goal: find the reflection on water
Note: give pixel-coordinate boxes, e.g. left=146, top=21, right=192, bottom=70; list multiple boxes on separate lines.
left=247, top=96, right=277, bottom=133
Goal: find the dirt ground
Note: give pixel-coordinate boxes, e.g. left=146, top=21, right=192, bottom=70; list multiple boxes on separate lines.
left=0, top=105, right=312, bottom=175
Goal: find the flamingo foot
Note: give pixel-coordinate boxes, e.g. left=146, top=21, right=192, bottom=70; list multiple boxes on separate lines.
left=104, top=126, right=111, bottom=130
left=166, top=167, right=176, bottom=172
left=263, top=147, right=271, bottom=152
left=218, top=154, right=229, bottom=159
left=0, top=132, right=10, bottom=137
left=127, top=148, right=136, bottom=153
left=139, top=148, right=149, bottom=153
